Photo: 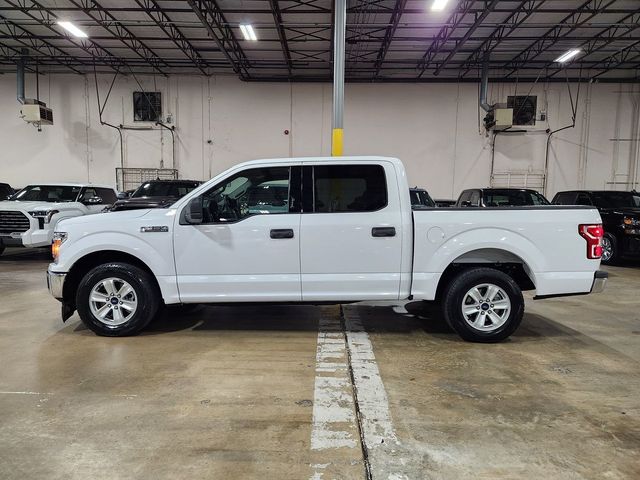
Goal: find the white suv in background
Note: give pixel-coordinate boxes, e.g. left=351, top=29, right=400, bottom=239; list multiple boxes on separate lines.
left=0, top=183, right=117, bottom=255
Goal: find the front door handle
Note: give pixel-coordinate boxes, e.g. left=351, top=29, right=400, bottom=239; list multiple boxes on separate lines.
left=270, top=228, right=294, bottom=239
left=371, top=227, right=396, bottom=237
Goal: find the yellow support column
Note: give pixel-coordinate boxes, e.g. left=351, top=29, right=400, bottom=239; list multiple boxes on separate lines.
left=331, top=128, right=344, bottom=156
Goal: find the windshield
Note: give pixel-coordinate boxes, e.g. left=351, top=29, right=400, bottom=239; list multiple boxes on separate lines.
left=591, top=192, right=640, bottom=209
left=10, top=185, right=81, bottom=202
left=484, top=190, right=549, bottom=206
left=132, top=182, right=199, bottom=198
left=410, top=190, right=435, bottom=207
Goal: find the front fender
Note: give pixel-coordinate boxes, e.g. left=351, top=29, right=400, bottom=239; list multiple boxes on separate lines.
left=56, top=231, right=175, bottom=277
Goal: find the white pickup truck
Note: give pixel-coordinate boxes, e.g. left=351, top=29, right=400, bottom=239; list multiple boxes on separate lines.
left=47, top=157, right=607, bottom=342
left=0, top=183, right=117, bottom=255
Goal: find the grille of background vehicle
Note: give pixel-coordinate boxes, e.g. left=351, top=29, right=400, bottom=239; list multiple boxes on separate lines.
left=116, top=168, right=179, bottom=192
left=0, top=211, right=30, bottom=234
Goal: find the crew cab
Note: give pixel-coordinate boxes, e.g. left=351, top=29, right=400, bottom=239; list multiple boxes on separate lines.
left=0, top=183, right=117, bottom=256
left=456, top=188, right=550, bottom=207
left=47, top=157, right=607, bottom=342
left=552, top=190, right=640, bottom=264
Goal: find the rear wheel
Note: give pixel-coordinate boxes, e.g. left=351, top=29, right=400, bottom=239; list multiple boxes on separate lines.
left=442, top=267, right=524, bottom=343
left=600, top=233, right=617, bottom=265
left=76, top=262, right=160, bottom=336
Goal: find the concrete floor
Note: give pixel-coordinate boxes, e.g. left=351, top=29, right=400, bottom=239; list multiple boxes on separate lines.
left=0, top=247, right=639, bottom=480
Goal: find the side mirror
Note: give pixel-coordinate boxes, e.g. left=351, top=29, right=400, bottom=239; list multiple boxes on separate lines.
left=84, top=196, right=103, bottom=205
left=461, top=201, right=471, bottom=207
left=116, top=192, right=129, bottom=200
left=185, top=197, right=203, bottom=224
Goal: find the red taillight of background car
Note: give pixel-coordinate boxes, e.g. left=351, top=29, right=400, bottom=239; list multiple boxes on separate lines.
left=579, top=224, right=604, bottom=259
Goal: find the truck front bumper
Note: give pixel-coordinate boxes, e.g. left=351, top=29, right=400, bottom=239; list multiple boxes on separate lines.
left=46, top=269, right=66, bottom=300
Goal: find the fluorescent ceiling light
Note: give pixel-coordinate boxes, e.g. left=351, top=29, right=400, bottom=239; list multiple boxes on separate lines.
left=555, top=49, right=581, bottom=63
left=57, top=21, right=88, bottom=38
left=239, top=24, right=257, bottom=41
left=431, top=0, right=450, bottom=11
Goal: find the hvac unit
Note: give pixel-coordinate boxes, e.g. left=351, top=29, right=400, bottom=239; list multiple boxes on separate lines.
left=20, top=100, right=54, bottom=126
left=485, top=96, right=547, bottom=131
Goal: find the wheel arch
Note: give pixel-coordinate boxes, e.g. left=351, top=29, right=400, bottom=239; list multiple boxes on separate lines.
left=62, top=250, right=162, bottom=307
left=434, top=248, right=536, bottom=301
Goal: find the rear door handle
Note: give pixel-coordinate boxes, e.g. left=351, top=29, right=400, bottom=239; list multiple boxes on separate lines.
left=270, top=228, right=294, bottom=239
left=371, top=227, right=396, bottom=237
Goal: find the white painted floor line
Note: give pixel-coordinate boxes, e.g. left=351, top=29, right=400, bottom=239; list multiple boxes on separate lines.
left=309, top=314, right=360, bottom=479
left=310, top=316, right=357, bottom=450
left=0, top=391, right=54, bottom=395
left=343, top=307, right=409, bottom=480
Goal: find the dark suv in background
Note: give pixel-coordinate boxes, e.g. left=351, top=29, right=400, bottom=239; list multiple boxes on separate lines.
left=552, top=190, right=640, bottom=264
left=456, top=188, right=550, bottom=207
left=110, top=180, right=202, bottom=211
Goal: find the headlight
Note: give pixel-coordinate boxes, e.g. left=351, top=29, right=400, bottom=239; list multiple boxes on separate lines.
left=29, top=209, right=59, bottom=224
left=623, top=216, right=640, bottom=227
left=51, top=232, right=68, bottom=262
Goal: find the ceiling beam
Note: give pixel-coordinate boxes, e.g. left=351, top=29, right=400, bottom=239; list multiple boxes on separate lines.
left=459, top=0, right=545, bottom=77
left=544, top=9, right=640, bottom=79
left=0, top=12, right=84, bottom=74
left=186, top=0, right=251, bottom=79
left=590, top=40, right=640, bottom=79
left=416, top=0, right=475, bottom=78
left=268, top=0, right=292, bottom=75
left=502, top=0, right=616, bottom=76
left=135, top=0, right=210, bottom=75
left=433, top=0, right=500, bottom=76
left=67, top=0, right=169, bottom=75
left=372, top=0, right=407, bottom=78
left=3, top=0, right=125, bottom=72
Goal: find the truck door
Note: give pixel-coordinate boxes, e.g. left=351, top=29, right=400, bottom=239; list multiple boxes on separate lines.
left=173, top=165, right=302, bottom=302
left=299, top=162, right=403, bottom=301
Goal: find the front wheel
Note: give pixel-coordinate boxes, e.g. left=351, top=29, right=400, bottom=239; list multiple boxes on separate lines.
left=76, top=262, right=161, bottom=336
left=442, top=268, right=524, bottom=343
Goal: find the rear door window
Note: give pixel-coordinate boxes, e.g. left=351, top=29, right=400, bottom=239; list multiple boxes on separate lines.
left=312, top=165, right=387, bottom=213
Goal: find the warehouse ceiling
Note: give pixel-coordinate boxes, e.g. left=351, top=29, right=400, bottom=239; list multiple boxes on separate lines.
left=0, top=0, right=638, bottom=82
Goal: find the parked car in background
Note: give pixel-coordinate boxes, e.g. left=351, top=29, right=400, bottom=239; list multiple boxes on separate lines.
left=0, top=183, right=14, bottom=200
left=456, top=188, right=550, bottom=207
left=552, top=190, right=640, bottom=264
left=0, top=183, right=117, bottom=256
left=435, top=199, right=456, bottom=208
left=410, top=187, right=436, bottom=208
left=48, top=156, right=606, bottom=343
left=110, top=180, right=202, bottom=212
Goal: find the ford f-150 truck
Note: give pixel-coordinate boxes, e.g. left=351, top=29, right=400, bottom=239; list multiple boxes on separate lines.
left=0, top=183, right=117, bottom=256
left=46, top=157, right=607, bottom=342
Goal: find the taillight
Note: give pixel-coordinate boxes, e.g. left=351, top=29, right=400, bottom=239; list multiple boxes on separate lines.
left=578, top=224, right=604, bottom=259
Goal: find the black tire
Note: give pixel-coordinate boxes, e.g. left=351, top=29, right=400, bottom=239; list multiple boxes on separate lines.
left=442, top=267, right=524, bottom=343
left=600, top=233, right=618, bottom=265
left=76, top=262, right=161, bottom=336
left=0, top=245, right=4, bottom=256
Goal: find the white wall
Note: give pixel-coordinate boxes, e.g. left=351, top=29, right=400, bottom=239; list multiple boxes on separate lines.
left=0, top=73, right=638, bottom=199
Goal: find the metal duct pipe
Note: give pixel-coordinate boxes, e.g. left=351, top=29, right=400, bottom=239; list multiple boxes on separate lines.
left=17, top=48, right=27, bottom=104
left=479, top=51, right=492, bottom=112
